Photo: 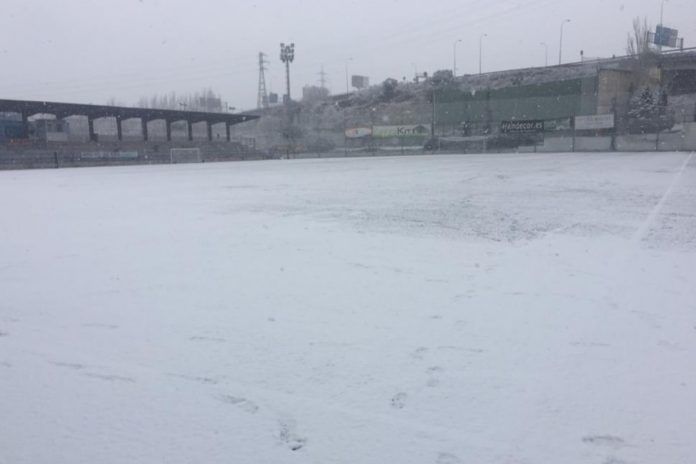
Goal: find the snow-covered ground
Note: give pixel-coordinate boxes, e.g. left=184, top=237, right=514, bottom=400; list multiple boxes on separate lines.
left=1, top=152, right=695, bottom=464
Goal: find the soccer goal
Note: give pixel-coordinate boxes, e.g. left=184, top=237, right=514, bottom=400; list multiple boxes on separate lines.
left=170, top=148, right=202, bottom=164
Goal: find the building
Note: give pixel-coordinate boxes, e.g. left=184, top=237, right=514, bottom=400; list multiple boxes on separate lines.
left=302, top=86, right=330, bottom=103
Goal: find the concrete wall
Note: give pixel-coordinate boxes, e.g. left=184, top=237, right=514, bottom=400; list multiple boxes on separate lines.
left=539, top=137, right=574, bottom=152
left=616, top=134, right=658, bottom=151
left=0, top=140, right=261, bottom=170
left=575, top=136, right=613, bottom=151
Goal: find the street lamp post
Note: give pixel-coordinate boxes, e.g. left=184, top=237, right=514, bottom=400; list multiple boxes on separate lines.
left=658, top=0, right=668, bottom=52
left=344, top=57, right=355, bottom=94
left=559, top=19, right=571, bottom=65
left=453, top=39, right=462, bottom=77
left=540, top=42, right=548, bottom=67
left=660, top=0, right=667, bottom=25
left=479, top=34, right=488, bottom=75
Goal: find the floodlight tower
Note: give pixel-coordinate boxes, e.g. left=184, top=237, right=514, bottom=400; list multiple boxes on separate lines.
left=257, top=52, right=269, bottom=109
left=280, top=43, right=295, bottom=103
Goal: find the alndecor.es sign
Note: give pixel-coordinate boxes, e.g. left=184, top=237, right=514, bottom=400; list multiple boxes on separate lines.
left=500, top=120, right=545, bottom=134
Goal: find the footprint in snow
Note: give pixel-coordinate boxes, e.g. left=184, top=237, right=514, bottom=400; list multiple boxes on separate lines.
left=391, top=392, right=407, bottom=409
left=278, top=419, right=307, bottom=451
left=582, top=435, right=625, bottom=449
left=52, top=361, right=86, bottom=370
left=427, top=366, right=444, bottom=387
left=83, top=323, right=119, bottom=330
left=169, top=373, right=219, bottom=385
left=83, top=372, right=135, bottom=383
left=602, top=458, right=628, bottom=464
left=218, top=395, right=259, bottom=413
left=437, top=452, right=463, bottom=464
left=190, top=336, right=226, bottom=343
left=411, top=347, right=428, bottom=360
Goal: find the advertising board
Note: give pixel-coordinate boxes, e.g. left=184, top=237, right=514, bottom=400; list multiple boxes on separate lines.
left=372, top=125, right=430, bottom=138
left=500, top=120, right=544, bottom=134
left=575, top=114, right=615, bottom=130
left=345, top=127, right=372, bottom=138
left=655, top=26, right=680, bottom=48
left=351, top=75, right=370, bottom=89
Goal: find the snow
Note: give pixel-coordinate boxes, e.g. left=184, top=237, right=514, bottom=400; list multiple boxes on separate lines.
left=1, top=152, right=695, bottom=464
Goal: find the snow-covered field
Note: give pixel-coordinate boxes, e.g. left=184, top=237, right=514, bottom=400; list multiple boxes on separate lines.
left=1, top=152, right=695, bottom=464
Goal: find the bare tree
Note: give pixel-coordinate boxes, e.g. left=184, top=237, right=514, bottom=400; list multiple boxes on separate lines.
left=135, top=88, right=228, bottom=112
left=626, top=17, right=652, bottom=56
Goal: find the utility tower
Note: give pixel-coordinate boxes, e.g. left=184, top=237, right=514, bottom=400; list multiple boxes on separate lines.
left=318, top=65, right=328, bottom=90
left=257, top=52, right=269, bottom=109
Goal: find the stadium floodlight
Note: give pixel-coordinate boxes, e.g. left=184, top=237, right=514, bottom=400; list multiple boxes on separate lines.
left=280, top=43, right=295, bottom=102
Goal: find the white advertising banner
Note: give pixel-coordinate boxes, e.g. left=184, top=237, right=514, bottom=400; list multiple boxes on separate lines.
left=575, top=114, right=615, bottom=130
left=372, top=124, right=430, bottom=138
left=345, top=127, right=372, bottom=138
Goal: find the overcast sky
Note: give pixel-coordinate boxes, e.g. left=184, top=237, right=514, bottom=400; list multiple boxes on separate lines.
left=1, top=0, right=695, bottom=110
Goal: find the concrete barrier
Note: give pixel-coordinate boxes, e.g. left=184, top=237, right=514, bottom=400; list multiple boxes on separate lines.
left=575, top=136, right=612, bottom=151
left=540, top=137, right=574, bottom=152
left=0, top=140, right=257, bottom=170
left=616, top=134, right=658, bottom=151
left=657, top=133, right=686, bottom=151
left=680, top=122, right=696, bottom=150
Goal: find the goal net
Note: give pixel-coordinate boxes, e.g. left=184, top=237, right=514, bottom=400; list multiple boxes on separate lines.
left=170, top=148, right=202, bottom=164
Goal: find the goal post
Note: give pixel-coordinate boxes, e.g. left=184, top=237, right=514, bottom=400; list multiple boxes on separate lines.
left=170, top=148, right=202, bottom=164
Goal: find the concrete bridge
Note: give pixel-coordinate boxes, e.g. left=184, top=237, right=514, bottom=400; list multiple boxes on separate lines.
left=0, top=99, right=259, bottom=143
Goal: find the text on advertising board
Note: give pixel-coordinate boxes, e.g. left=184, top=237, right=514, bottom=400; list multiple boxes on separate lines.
left=574, top=114, right=615, bottom=130
left=500, top=120, right=544, bottom=134
left=372, top=125, right=430, bottom=138
left=345, top=128, right=372, bottom=139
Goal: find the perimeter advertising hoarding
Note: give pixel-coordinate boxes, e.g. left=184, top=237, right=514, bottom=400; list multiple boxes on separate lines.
left=575, top=114, right=615, bottom=130
left=372, top=125, right=430, bottom=138
left=500, top=120, right=544, bottom=134
left=345, top=127, right=372, bottom=139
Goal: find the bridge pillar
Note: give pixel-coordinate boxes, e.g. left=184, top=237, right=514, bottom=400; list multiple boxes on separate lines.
left=225, top=122, right=231, bottom=142
left=187, top=120, right=193, bottom=141
left=88, top=117, right=97, bottom=142
left=207, top=122, right=213, bottom=141
left=166, top=120, right=172, bottom=141
left=116, top=116, right=123, bottom=141
left=141, top=119, right=149, bottom=142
